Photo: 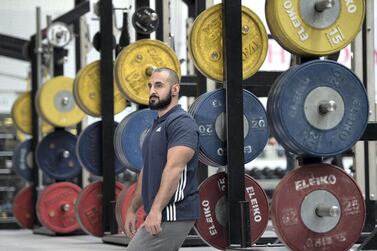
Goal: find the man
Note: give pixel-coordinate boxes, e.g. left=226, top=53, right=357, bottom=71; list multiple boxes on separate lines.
left=125, top=67, right=200, bottom=251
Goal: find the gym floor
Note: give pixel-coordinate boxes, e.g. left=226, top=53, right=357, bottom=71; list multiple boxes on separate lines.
left=0, top=229, right=216, bottom=251
left=0, top=229, right=362, bottom=251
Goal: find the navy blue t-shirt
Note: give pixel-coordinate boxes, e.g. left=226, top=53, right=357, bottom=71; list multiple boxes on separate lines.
left=141, top=105, right=200, bottom=221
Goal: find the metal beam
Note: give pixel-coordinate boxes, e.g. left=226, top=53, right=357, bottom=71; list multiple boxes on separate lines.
left=0, top=34, right=29, bottom=61
left=100, top=0, right=117, bottom=235
left=222, top=0, right=248, bottom=248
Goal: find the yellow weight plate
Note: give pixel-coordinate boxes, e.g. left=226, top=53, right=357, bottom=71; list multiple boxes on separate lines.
left=11, top=92, right=32, bottom=134
left=74, top=60, right=127, bottom=117
left=11, top=92, right=54, bottom=135
left=16, top=130, right=28, bottom=142
left=114, top=39, right=181, bottom=105
left=36, top=76, right=85, bottom=127
left=41, top=122, right=54, bottom=136
left=266, top=0, right=365, bottom=56
left=189, top=3, right=268, bottom=82
left=265, top=2, right=293, bottom=54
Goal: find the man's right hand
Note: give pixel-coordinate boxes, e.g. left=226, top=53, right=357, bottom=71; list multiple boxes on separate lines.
left=125, top=208, right=138, bottom=238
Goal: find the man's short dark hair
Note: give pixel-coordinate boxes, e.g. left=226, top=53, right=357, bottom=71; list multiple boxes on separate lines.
left=153, top=67, right=180, bottom=86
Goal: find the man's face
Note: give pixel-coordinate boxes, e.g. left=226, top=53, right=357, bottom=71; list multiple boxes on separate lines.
left=148, top=72, right=173, bottom=110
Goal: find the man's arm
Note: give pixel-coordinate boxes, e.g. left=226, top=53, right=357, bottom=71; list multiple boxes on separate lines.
left=125, top=169, right=144, bottom=238
left=142, top=145, right=195, bottom=235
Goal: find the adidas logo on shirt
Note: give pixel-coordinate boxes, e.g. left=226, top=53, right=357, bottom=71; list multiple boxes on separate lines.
left=156, top=127, right=161, bottom=132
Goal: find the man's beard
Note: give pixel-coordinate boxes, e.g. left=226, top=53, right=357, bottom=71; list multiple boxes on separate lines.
left=149, top=89, right=172, bottom=110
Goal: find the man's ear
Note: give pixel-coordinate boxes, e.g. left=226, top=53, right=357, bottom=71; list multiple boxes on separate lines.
left=172, top=84, right=180, bottom=96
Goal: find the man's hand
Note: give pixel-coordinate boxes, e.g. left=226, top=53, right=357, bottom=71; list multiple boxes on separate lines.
left=142, top=209, right=162, bottom=235
left=125, top=208, right=139, bottom=238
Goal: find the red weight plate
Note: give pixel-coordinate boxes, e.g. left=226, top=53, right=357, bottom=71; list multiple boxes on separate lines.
left=115, top=183, right=145, bottom=234
left=36, top=182, right=81, bottom=233
left=195, top=172, right=269, bottom=250
left=75, top=181, right=124, bottom=237
left=271, top=164, right=365, bottom=251
left=13, top=186, right=34, bottom=229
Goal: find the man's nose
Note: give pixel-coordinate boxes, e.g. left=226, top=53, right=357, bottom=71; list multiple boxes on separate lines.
left=149, top=85, right=157, bottom=94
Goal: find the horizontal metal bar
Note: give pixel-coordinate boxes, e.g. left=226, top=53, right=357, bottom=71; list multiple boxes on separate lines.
left=0, top=34, right=29, bottom=61
left=0, top=34, right=28, bottom=48
left=361, top=123, right=377, bottom=141
left=0, top=49, right=26, bottom=61
left=181, top=71, right=282, bottom=97
left=54, top=1, right=90, bottom=25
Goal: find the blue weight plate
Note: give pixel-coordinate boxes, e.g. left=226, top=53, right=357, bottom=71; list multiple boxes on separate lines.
left=13, top=139, right=33, bottom=181
left=114, top=116, right=131, bottom=169
left=77, top=121, right=126, bottom=176
left=242, top=90, right=270, bottom=161
left=36, top=130, right=81, bottom=180
left=267, top=66, right=300, bottom=154
left=274, top=60, right=369, bottom=156
left=117, top=109, right=157, bottom=172
left=192, top=88, right=269, bottom=166
left=188, top=92, right=217, bottom=166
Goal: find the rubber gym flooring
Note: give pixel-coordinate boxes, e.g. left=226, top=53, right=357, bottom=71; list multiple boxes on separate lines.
left=0, top=229, right=362, bottom=251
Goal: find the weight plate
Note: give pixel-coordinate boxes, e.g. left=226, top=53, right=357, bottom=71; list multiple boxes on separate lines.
left=13, top=186, right=34, bottom=229
left=271, top=163, right=365, bottom=251
left=195, top=172, right=269, bottom=250
left=190, top=88, right=269, bottom=166
left=265, top=0, right=365, bottom=56
left=267, top=60, right=369, bottom=156
left=12, top=139, right=33, bottom=182
left=16, top=130, right=27, bottom=142
left=75, top=181, right=124, bottom=237
left=115, top=109, right=157, bottom=172
left=36, top=182, right=81, bottom=233
left=36, top=76, right=85, bottom=127
left=76, top=121, right=126, bottom=176
left=132, top=6, right=159, bottom=35
left=11, top=92, right=55, bottom=135
left=114, top=39, right=181, bottom=105
left=11, top=92, right=32, bottom=135
left=189, top=3, right=268, bottom=82
left=73, top=60, right=127, bottom=117
left=36, top=130, right=81, bottom=180
left=115, top=183, right=145, bottom=234
left=267, top=66, right=301, bottom=154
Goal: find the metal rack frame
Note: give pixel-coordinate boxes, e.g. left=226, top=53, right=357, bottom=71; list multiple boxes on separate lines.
left=29, top=1, right=90, bottom=234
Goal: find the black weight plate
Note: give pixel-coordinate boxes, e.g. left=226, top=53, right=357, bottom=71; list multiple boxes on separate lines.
left=132, top=6, right=159, bottom=35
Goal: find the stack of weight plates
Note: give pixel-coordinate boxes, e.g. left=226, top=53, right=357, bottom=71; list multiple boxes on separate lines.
left=189, top=88, right=269, bottom=167
left=114, top=109, right=157, bottom=172
left=267, top=60, right=369, bottom=157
